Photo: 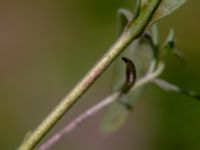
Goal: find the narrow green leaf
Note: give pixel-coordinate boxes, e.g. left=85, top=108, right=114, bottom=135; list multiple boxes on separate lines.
left=151, top=24, right=159, bottom=46
left=150, top=0, right=186, bottom=25
left=159, top=29, right=175, bottom=61
left=117, top=8, right=134, bottom=36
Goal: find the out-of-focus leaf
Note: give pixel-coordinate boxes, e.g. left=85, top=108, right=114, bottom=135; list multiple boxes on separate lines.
left=153, top=79, right=200, bottom=100
left=160, top=29, right=175, bottom=61
left=111, top=42, right=140, bottom=91
left=101, top=96, right=130, bottom=132
left=149, top=0, right=186, bottom=25
left=101, top=87, right=146, bottom=132
left=101, top=35, right=152, bottom=133
left=150, top=24, right=160, bottom=67
left=151, top=24, right=159, bottom=46
left=117, top=8, right=134, bottom=36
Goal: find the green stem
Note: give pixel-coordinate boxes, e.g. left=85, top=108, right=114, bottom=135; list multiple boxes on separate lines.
left=17, top=0, right=161, bottom=150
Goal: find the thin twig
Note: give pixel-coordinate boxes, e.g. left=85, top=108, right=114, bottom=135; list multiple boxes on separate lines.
left=17, top=1, right=161, bottom=150
left=39, top=62, right=164, bottom=150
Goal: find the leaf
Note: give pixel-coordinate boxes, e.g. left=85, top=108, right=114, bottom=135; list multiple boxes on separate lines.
left=101, top=96, right=130, bottom=133
left=101, top=87, right=146, bottom=133
left=149, top=0, right=186, bottom=25
left=160, top=29, right=175, bottom=59
left=153, top=78, right=200, bottom=100
left=101, top=36, right=152, bottom=133
left=161, top=29, right=186, bottom=65
left=151, top=24, right=159, bottom=46
left=150, top=24, right=160, bottom=64
left=117, top=8, right=134, bottom=36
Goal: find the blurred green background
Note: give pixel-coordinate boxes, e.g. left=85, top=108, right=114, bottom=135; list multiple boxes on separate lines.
left=1, top=1, right=200, bottom=150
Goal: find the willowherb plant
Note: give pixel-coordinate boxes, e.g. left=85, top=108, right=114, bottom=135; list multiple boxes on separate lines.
left=18, top=0, right=199, bottom=150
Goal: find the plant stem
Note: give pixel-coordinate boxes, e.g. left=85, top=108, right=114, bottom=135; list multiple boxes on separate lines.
left=17, top=1, right=161, bottom=150
left=39, top=62, right=165, bottom=150
left=133, top=63, right=165, bottom=90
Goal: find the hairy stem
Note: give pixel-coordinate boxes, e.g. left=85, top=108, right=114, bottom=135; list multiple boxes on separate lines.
left=17, top=1, right=161, bottom=150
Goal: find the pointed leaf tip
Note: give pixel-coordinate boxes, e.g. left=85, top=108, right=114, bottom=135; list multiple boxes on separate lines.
left=150, top=0, right=187, bottom=25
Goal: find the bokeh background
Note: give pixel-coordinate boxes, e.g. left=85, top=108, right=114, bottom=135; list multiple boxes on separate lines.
left=1, top=1, right=200, bottom=150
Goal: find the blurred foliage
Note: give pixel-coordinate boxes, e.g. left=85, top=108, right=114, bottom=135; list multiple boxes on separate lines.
left=0, top=0, right=200, bottom=150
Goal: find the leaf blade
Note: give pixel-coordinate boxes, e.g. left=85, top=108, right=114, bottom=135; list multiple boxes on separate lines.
left=150, top=0, right=186, bottom=25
